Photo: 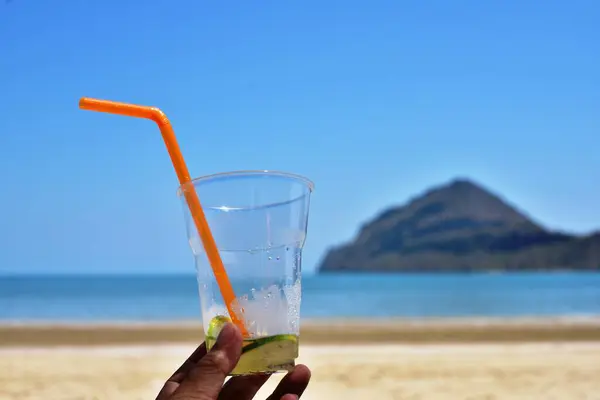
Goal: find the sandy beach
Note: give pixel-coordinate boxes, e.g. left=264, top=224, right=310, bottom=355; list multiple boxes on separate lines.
left=2, top=319, right=600, bottom=399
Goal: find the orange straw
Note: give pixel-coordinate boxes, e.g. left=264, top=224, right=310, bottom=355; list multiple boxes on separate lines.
left=79, top=97, right=248, bottom=336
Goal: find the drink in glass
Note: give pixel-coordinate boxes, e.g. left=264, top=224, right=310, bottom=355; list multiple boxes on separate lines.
left=178, top=170, right=313, bottom=375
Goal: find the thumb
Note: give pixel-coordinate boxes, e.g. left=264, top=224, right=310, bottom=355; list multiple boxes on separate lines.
left=171, top=323, right=243, bottom=399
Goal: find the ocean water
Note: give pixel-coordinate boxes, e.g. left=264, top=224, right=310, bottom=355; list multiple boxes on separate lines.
left=1, top=273, right=600, bottom=322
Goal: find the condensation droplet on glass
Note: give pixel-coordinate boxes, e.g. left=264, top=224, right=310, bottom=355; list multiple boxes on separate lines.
left=276, top=256, right=280, bottom=261
left=268, top=256, right=272, bottom=261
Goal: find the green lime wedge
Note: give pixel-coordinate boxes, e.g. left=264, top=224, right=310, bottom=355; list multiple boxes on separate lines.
left=241, top=334, right=298, bottom=354
left=234, top=334, right=298, bottom=374
left=207, top=315, right=231, bottom=339
left=205, top=315, right=298, bottom=374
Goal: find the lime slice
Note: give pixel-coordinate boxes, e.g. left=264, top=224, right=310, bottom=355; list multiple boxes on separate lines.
left=242, top=334, right=298, bottom=354
left=207, top=315, right=231, bottom=339
left=233, top=334, right=299, bottom=374
left=205, top=315, right=298, bottom=374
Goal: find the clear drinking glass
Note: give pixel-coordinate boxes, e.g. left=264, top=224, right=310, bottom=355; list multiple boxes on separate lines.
left=177, top=170, right=313, bottom=375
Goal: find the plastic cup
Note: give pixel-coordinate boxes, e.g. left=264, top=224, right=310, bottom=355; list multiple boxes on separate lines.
left=177, top=170, right=313, bottom=375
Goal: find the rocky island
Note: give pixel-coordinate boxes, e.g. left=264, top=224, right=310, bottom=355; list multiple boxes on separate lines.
left=318, top=179, right=600, bottom=272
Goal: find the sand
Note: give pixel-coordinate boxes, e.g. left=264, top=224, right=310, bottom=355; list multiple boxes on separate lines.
left=1, top=319, right=600, bottom=399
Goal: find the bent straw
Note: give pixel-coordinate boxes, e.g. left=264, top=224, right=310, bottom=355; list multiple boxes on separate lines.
left=79, top=97, right=248, bottom=336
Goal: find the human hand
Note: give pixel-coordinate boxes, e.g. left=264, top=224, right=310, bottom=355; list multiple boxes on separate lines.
left=156, top=323, right=311, bottom=400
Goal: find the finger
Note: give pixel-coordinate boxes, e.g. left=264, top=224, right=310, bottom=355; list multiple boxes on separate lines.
left=171, top=323, right=243, bottom=399
left=280, top=395, right=298, bottom=400
left=217, top=374, right=271, bottom=400
left=266, top=364, right=311, bottom=400
left=156, top=343, right=207, bottom=399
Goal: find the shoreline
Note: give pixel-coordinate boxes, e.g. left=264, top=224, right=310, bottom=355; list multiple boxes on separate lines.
left=2, top=317, right=600, bottom=346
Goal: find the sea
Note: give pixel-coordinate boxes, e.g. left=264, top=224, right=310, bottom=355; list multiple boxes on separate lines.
left=1, top=273, right=600, bottom=322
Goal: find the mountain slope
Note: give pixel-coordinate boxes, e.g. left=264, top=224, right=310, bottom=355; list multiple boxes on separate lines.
left=318, top=179, right=600, bottom=272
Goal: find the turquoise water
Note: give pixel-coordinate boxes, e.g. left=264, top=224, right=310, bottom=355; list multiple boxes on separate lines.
left=1, top=273, right=599, bottom=321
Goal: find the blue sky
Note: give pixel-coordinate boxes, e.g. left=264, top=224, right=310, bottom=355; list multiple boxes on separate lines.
left=0, top=0, right=598, bottom=275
